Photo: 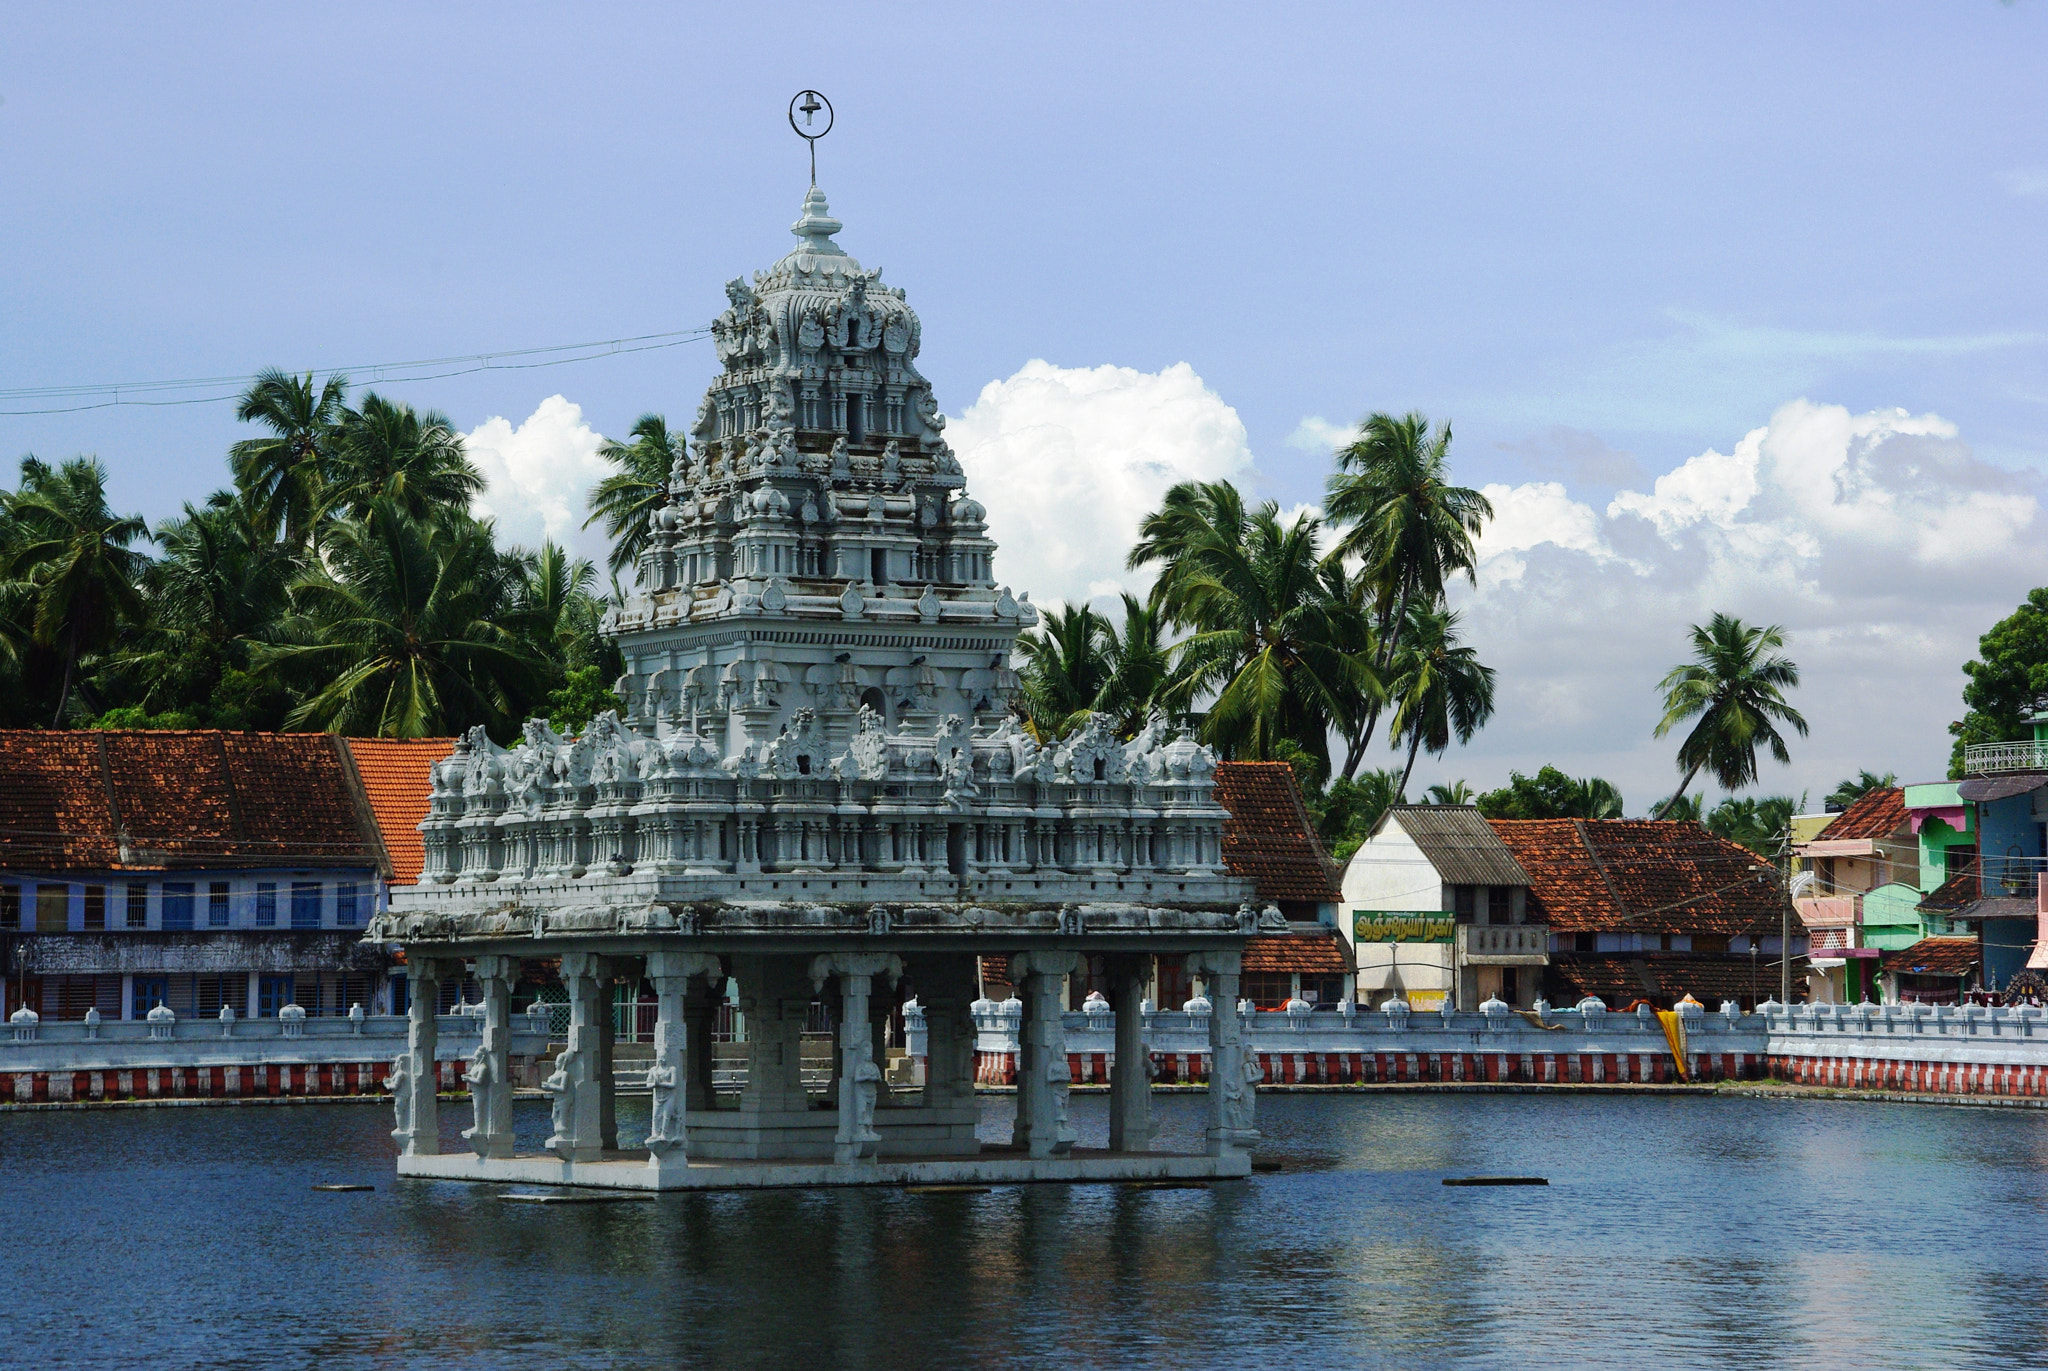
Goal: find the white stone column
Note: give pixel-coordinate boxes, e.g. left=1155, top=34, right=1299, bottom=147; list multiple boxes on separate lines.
left=644, top=951, right=722, bottom=1168
left=1009, top=950, right=1081, bottom=1158
left=388, top=956, right=440, bottom=1156
left=544, top=951, right=607, bottom=1163
left=915, top=955, right=980, bottom=1115
left=810, top=952, right=904, bottom=1165
left=1109, top=955, right=1152, bottom=1154
left=462, top=954, right=516, bottom=1159
left=1189, top=949, right=1259, bottom=1158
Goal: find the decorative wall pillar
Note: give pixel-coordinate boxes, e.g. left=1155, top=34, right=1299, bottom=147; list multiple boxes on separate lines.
left=1108, top=954, right=1152, bottom=1154
left=462, top=954, right=516, bottom=1159
left=733, top=955, right=812, bottom=1118
left=544, top=951, right=607, bottom=1163
left=1189, top=949, right=1259, bottom=1158
left=1009, top=950, right=1082, bottom=1158
left=644, top=951, right=724, bottom=1168
left=387, top=956, right=440, bottom=1156
left=809, top=952, right=905, bottom=1164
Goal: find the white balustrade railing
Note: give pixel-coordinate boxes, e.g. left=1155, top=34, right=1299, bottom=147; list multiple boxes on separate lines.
left=1963, top=739, right=2048, bottom=774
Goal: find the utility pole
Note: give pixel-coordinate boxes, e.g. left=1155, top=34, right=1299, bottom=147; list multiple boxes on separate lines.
left=1777, top=825, right=1793, bottom=1006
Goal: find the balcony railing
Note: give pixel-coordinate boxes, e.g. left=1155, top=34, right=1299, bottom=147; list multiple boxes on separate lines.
left=1456, top=923, right=1550, bottom=964
left=1964, top=740, right=2048, bottom=774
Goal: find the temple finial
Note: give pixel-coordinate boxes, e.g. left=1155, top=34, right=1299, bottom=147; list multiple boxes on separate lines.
left=791, top=186, right=845, bottom=254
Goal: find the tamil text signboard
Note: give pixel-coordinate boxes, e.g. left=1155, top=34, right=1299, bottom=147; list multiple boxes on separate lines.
left=1354, top=912, right=1455, bottom=944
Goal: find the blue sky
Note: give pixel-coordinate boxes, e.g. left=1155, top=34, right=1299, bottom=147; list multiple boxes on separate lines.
left=5, top=4, right=2047, bottom=805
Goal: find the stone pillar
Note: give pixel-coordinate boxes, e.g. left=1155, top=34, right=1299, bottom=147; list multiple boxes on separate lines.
left=685, top=985, right=719, bottom=1110
left=644, top=951, right=722, bottom=1167
left=913, top=955, right=980, bottom=1113
left=1189, top=949, right=1259, bottom=1158
left=544, top=951, right=607, bottom=1163
left=600, top=960, right=638, bottom=1151
left=388, top=956, right=440, bottom=1156
left=1108, top=955, right=1152, bottom=1154
left=733, top=955, right=813, bottom=1119
left=810, top=952, right=905, bottom=1165
left=462, top=954, right=516, bottom=1159
left=1009, top=950, right=1081, bottom=1158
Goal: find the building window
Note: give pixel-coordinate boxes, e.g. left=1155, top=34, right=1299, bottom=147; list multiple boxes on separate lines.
left=290, top=882, right=321, bottom=929
left=255, top=883, right=277, bottom=927
left=208, top=882, right=230, bottom=928
left=0, top=884, right=18, bottom=930
left=335, top=881, right=359, bottom=927
left=35, top=884, right=68, bottom=932
left=162, top=882, right=195, bottom=931
left=194, top=974, right=241, bottom=1018
left=258, top=976, right=294, bottom=1017
left=1453, top=885, right=1476, bottom=921
left=132, top=977, right=168, bottom=1018
left=125, top=883, right=148, bottom=929
left=83, top=885, right=106, bottom=931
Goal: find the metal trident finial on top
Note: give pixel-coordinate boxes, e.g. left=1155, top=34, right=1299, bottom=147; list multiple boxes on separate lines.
left=788, top=90, right=834, bottom=187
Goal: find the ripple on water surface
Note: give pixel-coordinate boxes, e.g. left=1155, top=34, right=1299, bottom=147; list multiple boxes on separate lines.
left=4, top=1091, right=2046, bottom=1369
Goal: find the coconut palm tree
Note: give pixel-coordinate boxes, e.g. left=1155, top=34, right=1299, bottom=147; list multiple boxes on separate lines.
left=1323, top=411, right=1492, bottom=780
left=1015, top=601, right=1114, bottom=740
left=320, top=394, right=482, bottom=525
left=259, top=501, right=542, bottom=737
left=1424, top=780, right=1474, bottom=805
left=585, top=413, right=684, bottom=577
left=229, top=369, right=348, bottom=547
left=506, top=539, right=601, bottom=662
left=1385, top=605, right=1496, bottom=796
left=0, top=456, right=150, bottom=724
left=1827, top=770, right=1898, bottom=809
left=1096, top=593, right=1175, bottom=736
left=1653, top=613, right=1808, bottom=817
left=1129, top=480, right=1375, bottom=771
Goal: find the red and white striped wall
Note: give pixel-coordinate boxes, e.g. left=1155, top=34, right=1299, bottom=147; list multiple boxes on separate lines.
left=0, top=1057, right=549, bottom=1105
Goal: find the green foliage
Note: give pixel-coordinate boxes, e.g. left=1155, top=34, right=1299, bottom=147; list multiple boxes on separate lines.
left=1827, top=770, right=1898, bottom=809
left=1653, top=612, right=1806, bottom=814
left=584, top=414, right=684, bottom=577
left=1315, top=770, right=1407, bottom=863
left=87, top=705, right=202, bottom=730
left=547, top=664, right=625, bottom=735
left=1705, top=794, right=1802, bottom=856
left=1653, top=792, right=1704, bottom=824
left=1424, top=780, right=1473, bottom=805
left=320, top=393, right=482, bottom=525
left=1323, top=411, right=1493, bottom=780
left=1948, top=588, right=2048, bottom=778
left=1476, top=766, right=1624, bottom=820
left=1385, top=603, right=1495, bottom=794
left=1130, top=479, right=1375, bottom=769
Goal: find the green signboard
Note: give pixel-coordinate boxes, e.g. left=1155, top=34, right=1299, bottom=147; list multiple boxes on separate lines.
left=1353, top=911, right=1455, bottom=944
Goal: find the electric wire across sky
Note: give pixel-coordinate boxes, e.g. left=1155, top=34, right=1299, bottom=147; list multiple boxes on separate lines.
left=0, top=326, right=714, bottom=416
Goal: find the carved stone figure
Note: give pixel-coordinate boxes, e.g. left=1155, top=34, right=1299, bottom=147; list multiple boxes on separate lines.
left=461, top=1044, right=503, bottom=1158
left=643, top=1061, right=682, bottom=1157
left=384, top=1053, right=415, bottom=1149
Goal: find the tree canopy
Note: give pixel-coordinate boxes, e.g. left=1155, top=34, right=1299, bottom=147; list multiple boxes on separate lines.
left=1948, top=587, right=2048, bottom=778
left=1475, top=767, right=1624, bottom=820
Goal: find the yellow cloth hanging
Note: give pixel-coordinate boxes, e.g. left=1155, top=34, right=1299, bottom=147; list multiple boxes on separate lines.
left=1655, top=1009, right=1690, bottom=1081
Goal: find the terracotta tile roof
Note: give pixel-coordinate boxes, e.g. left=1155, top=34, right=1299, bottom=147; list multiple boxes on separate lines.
left=343, top=738, right=454, bottom=886
left=1882, top=936, right=1980, bottom=977
left=1213, top=762, right=1340, bottom=904
left=1242, top=931, right=1352, bottom=976
left=1918, top=869, right=1979, bottom=912
left=0, top=730, right=383, bottom=874
left=1817, top=787, right=1908, bottom=842
left=1547, top=953, right=1807, bottom=1009
left=1487, top=818, right=1781, bottom=936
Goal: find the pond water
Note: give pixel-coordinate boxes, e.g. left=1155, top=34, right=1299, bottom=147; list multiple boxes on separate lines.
left=5, top=1090, right=2045, bottom=1369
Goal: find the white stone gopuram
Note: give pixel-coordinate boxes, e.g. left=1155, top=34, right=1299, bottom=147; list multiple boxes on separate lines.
left=371, top=185, right=1260, bottom=1189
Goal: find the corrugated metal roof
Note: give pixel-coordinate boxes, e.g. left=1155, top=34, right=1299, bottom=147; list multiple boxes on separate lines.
left=1387, top=806, right=1531, bottom=887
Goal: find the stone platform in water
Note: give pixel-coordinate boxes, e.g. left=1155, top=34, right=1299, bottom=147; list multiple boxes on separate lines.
left=399, top=1147, right=1248, bottom=1191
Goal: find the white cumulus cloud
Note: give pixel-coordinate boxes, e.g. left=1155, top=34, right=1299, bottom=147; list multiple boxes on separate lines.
left=1448, top=399, right=2048, bottom=807
left=949, top=360, right=1254, bottom=606
left=465, top=395, right=611, bottom=566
